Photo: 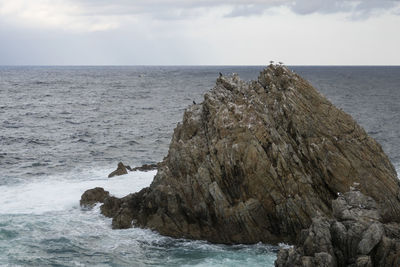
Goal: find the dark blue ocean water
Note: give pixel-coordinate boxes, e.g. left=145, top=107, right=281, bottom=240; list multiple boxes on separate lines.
left=0, top=66, right=399, bottom=266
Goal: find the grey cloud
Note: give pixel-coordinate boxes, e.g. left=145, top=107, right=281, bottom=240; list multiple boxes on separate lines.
left=290, top=0, right=352, bottom=15
left=73, top=0, right=400, bottom=19
left=225, top=4, right=275, bottom=17
left=290, top=0, right=399, bottom=17
left=350, top=0, right=399, bottom=19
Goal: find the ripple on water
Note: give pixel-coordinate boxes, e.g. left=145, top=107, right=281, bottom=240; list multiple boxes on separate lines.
left=0, top=208, right=277, bottom=266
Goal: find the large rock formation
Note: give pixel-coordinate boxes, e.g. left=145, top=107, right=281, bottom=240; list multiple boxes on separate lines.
left=84, top=65, right=400, bottom=246
left=275, top=190, right=400, bottom=266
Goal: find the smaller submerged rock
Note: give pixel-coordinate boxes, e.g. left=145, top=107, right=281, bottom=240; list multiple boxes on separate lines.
left=108, top=162, right=158, bottom=177
left=108, top=162, right=128, bottom=178
left=130, top=163, right=158, bottom=172
left=80, top=187, right=110, bottom=207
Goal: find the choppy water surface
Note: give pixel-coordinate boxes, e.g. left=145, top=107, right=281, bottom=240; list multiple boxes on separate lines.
left=0, top=66, right=399, bottom=266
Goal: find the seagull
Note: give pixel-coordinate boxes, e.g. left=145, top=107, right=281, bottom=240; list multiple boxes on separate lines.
left=219, top=72, right=223, bottom=77
left=278, top=61, right=284, bottom=65
left=269, top=60, right=274, bottom=64
left=193, top=100, right=196, bottom=105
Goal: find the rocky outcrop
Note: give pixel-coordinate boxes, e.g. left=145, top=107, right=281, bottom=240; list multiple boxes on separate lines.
left=80, top=187, right=127, bottom=218
left=275, top=190, right=400, bottom=267
left=108, top=162, right=128, bottom=178
left=87, top=65, right=400, bottom=246
left=80, top=187, right=110, bottom=207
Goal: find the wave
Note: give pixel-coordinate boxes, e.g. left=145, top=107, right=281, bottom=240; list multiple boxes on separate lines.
left=0, top=170, right=156, bottom=215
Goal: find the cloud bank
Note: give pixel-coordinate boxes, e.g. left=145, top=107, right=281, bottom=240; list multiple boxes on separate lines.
left=0, top=0, right=399, bottom=65
left=0, top=0, right=399, bottom=32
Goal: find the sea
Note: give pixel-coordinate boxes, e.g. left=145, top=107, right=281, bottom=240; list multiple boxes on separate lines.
left=0, top=66, right=399, bottom=266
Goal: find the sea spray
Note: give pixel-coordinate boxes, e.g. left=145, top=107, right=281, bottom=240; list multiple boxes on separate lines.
left=0, top=170, right=156, bottom=215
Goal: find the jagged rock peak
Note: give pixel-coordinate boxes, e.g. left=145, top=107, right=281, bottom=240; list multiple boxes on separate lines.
left=86, top=64, right=400, bottom=246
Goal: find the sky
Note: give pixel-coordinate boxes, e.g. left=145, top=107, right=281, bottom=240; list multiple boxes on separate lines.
left=0, top=0, right=399, bottom=65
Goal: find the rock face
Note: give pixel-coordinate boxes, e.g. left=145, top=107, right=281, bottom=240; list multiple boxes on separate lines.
left=90, top=65, right=400, bottom=246
left=108, top=162, right=128, bottom=178
left=275, top=190, right=400, bottom=267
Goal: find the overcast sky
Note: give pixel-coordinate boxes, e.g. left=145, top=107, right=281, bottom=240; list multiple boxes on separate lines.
left=0, top=0, right=399, bottom=65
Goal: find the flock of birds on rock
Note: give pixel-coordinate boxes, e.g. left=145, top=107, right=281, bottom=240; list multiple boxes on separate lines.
left=193, top=61, right=285, bottom=105
left=270, top=60, right=284, bottom=65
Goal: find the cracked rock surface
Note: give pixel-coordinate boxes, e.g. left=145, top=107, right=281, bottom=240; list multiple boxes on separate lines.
left=275, top=190, right=400, bottom=267
left=82, top=65, right=400, bottom=246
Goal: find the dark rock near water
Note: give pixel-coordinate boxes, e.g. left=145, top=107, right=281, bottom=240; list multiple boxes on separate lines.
left=100, top=196, right=123, bottom=217
left=111, top=188, right=151, bottom=229
left=80, top=187, right=124, bottom=220
left=108, top=162, right=128, bottom=178
left=84, top=64, right=400, bottom=255
left=80, top=187, right=110, bottom=207
left=109, top=162, right=158, bottom=175
left=275, top=190, right=400, bottom=267
left=130, top=163, right=158, bottom=172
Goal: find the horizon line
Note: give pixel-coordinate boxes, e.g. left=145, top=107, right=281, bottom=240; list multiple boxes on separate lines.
left=1, top=64, right=400, bottom=67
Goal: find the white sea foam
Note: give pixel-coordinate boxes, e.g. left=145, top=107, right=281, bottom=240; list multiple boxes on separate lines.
left=396, top=164, right=400, bottom=179
left=0, top=170, right=156, bottom=215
